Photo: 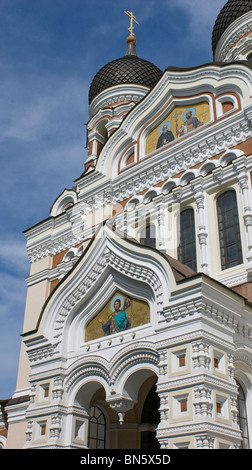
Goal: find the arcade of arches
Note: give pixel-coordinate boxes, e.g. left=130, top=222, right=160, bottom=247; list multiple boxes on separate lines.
left=75, top=374, right=160, bottom=450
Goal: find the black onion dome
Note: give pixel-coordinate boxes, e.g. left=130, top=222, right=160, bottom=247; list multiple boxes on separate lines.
left=88, top=40, right=163, bottom=105
left=212, top=0, right=252, bottom=56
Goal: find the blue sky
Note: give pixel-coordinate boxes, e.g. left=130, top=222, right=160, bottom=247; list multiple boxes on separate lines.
left=0, top=0, right=227, bottom=399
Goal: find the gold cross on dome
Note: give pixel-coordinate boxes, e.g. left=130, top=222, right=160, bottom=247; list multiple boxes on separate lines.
left=124, top=11, right=139, bottom=36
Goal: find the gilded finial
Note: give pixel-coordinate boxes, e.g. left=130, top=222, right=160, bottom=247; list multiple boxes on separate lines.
left=124, top=11, right=139, bottom=37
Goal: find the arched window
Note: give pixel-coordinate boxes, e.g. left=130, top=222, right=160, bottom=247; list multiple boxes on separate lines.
left=178, top=209, right=197, bottom=271
left=88, top=406, right=106, bottom=449
left=140, top=224, right=156, bottom=248
left=236, top=381, right=250, bottom=449
left=217, top=190, right=243, bottom=270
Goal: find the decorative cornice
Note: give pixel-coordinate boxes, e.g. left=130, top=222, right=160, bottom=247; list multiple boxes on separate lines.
left=26, top=342, right=59, bottom=363
left=163, top=294, right=252, bottom=342
left=26, top=147, right=252, bottom=265
left=157, top=373, right=237, bottom=395
left=87, top=101, right=135, bottom=130
left=156, top=422, right=241, bottom=440
left=226, top=34, right=252, bottom=63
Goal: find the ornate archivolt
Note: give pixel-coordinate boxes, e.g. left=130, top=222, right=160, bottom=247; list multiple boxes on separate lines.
left=65, top=341, right=158, bottom=393
left=234, top=345, right=252, bottom=370
left=24, top=222, right=172, bottom=359
left=64, top=340, right=159, bottom=423
left=66, top=356, right=111, bottom=393
left=109, top=341, right=159, bottom=388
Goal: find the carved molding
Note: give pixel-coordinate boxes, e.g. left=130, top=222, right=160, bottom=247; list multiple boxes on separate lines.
left=27, top=343, right=59, bottom=363
left=64, top=342, right=159, bottom=394
left=52, top=244, right=163, bottom=345
left=164, top=296, right=252, bottom=343
left=157, top=373, right=237, bottom=395
left=65, top=364, right=110, bottom=392
left=110, top=346, right=159, bottom=386
left=156, top=421, right=242, bottom=440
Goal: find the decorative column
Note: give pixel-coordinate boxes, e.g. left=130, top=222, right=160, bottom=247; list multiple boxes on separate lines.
left=191, top=340, right=211, bottom=370
left=50, top=414, right=62, bottom=440
left=233, top=157, right=252, bottom=277
left=85, top=130, right=98, bottom=171
left=191, top=180, right=209, bottom=274
left=123, top=209, right=128, bottom=237
left=156, top=198, right=167, bottom=253
left=194, top=386, right=213, bottom=418
left=52, top=377, right=64, bottom=401
left=156, top=391, right=169, bottom=449
left=25, top=420, right=33, bottom=444
left=124, top=204, right=135, bottom=240
left=230, top=394, right=239, bottom=428
left=195, top=434, right=214, bottom=449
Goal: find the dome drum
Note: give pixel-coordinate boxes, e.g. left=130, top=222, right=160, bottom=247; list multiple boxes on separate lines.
left=212, top=0, right=252, bottom=60
left=89, top=83, right=150, bottom=119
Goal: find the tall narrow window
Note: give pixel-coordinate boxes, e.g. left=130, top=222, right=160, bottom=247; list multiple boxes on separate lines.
left=140, top=224, right=156, bottom=248
left=217, top=190, right=243, bottom=270
left=236, top=381, right=249, bottom=449
left=178, top=209, right=197, bottom=271
left=88, top=406, right=106, bottom=449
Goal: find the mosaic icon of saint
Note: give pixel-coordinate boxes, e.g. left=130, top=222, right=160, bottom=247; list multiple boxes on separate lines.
left=98, top=295, right=132, bottom=336
left=156, top=123, right=174, bottom=149
left=183, top=108, right=203, bottom=134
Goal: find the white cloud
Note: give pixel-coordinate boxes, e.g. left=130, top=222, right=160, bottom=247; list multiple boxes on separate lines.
left=173, top=0, right=226, bottom=26
left=0, top=73, right=89, bottom=144
left=0, top=66, right=89, bottom=223
left=168, top=0, right=227, bottom=57
left=0, top=237, right=29, bottom=274
left=0, top=272, right=26, bottom=320
left=0, top=271, right=26, bottom=397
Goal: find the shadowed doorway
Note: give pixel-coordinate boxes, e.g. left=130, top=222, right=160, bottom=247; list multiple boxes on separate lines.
left=140, top=383, right=160, bottom=449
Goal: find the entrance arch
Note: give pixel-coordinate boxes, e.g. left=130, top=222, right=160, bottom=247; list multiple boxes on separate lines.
left=82, top=373, right=161, bottom=449
left=71, top=379, right=117, bottom=449
left=68, top=359, right=161, bottom=449
left=109, top=372, right=160, bottom=449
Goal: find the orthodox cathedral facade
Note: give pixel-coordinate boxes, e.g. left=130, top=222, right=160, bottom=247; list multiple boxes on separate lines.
left=1, top=0, right=252, bottom=450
